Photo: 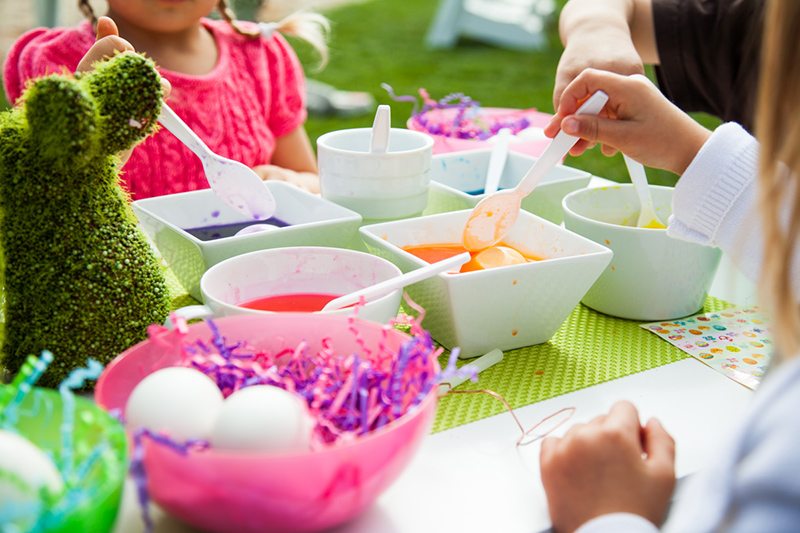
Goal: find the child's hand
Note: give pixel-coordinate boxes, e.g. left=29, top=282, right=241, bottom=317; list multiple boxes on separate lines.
left=76, top=17, right=134, bottom=73
left=75, top=17, right=169, bottom=166
left=252, top=165, right=320, bottom=195
left=545, top=69, right=711, bottom=174
left=540, top=401, right=676, bottom=532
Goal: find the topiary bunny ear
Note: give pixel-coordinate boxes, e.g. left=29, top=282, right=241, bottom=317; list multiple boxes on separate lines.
left=81, top=51, right=163, bottom=156
left=22, top=76, right=99, bottom=167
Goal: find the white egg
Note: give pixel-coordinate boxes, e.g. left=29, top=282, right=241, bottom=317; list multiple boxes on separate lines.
left=126, top=367, right=224, bottom=441
left=210, top=385, right=314, bottom=452
left=0, top=429, right=64, bottom=528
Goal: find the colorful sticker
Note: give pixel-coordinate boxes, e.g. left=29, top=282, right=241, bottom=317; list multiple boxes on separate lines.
left=641, top=307, right=773, bottom=390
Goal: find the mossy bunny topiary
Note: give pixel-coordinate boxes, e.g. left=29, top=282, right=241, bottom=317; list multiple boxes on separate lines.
left=0, top=51, right=171, bottom=386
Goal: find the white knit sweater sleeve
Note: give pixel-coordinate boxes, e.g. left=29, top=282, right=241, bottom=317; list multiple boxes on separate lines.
left=667, top=123, right=762, bottom=281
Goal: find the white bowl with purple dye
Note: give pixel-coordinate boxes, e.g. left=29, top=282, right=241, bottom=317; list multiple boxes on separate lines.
left=425, top=149, right=591, bottom=224
left=132, top=181, right=362, bottom=300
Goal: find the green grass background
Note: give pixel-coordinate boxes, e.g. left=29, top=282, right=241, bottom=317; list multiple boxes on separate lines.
left=1, top=0, right=720, bottom=185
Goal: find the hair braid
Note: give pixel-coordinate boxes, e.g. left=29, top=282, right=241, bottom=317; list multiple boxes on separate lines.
left=78, top=0, right=98, bottom=26
left=217, top=0, right=261, bottom=38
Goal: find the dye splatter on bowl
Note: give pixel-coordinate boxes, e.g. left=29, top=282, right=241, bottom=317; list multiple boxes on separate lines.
left=361, top=210, right=612, bottom=358
left=132, top=181, right=363, bottom=300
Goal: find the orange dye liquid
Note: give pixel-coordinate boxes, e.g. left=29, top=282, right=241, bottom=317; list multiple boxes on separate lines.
left=402, top=243, right=541, bottom=272
left=240, top=293, right=343, bottom=312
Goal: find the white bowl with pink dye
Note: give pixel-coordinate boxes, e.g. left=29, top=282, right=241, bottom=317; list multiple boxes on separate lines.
left=175, top=246, right=403, bottom=324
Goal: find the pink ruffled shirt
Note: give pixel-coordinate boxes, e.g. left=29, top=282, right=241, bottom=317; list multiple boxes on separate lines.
left=3, top=19, right=307, bottom=199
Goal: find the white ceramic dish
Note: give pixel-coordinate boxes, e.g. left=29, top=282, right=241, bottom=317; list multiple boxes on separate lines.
left=317, top=127, right=434, bottom=221
left=562, top=184, right=721, bottom=320
left=425, top=149, right=591, bottom=223
left=360, top=210, right=612, bottom=357
left=174, top=247, right=403, bottom=324
left=133, top=181, right=362, bottom=300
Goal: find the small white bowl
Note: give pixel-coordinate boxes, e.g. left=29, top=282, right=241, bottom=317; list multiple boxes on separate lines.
left=360, top=210, right=612, bottom=357
left=425, top=149, right=591, bottom=223
left=317, top=128, right=434, bottom=221
left=175, top=246, right=403, bottom=324
left=562, top=184, right=722, bottom=320
left=132, top=181, right=362, bottom=300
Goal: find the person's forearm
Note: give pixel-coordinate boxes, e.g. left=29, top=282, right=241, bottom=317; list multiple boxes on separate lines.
left=560, top=0, right=659, bottom=64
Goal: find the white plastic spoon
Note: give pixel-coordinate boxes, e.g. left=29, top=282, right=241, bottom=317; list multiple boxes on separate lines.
left=462, top=91, right=609, bottom=251
left=322, top=252, right=471, bottom=311
left=437, top=348, right=504, bottom=396
left=484, top=128, right=512, bottom=195
left=158, top=104, right=277, bottom=220
left=370, top=105, right=391, bottom=153
left=623, top=155, right=666, bottom=229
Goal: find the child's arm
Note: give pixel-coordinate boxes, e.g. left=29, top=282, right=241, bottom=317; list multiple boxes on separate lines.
left=555, top=0, right=657, bottom=111
left=254, top=125, right=320, bottom=194
left=540, top=401, right=675, bottom=532
left=545, top=69, right=710, bottom=174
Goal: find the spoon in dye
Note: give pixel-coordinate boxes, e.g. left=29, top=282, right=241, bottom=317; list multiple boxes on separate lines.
left=484, top=128, right=512, bottom=195
left=370, top=105, right=391, bottom=153
left=462, top=91, right=609, bottom=251
left=234, top=223, right=280, bottom=237
left=322, top=252, right=471, bottom=311
left=623, top=155, right=666, bottom=229
left=158, top=104, right=277, bottom=220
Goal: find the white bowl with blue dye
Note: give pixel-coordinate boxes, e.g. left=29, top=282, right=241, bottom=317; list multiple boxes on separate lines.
left=425, top=149, right=591, bottom=223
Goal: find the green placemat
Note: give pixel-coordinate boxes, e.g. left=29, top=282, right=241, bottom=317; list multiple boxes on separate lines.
left=431, top=297, right=733, bottom=433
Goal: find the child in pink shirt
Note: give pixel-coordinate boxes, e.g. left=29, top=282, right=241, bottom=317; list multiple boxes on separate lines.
left=3, top=0, right=325, bottom=198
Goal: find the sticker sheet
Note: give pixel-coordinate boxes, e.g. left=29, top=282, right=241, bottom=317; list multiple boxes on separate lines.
left=641, top=307, right=772, bottom=390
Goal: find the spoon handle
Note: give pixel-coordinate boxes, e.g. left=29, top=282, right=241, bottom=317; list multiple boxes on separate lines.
left=322, top=252, right=471, bottom=311
left=158, top=103, right=214, bottom=161
left=516, top=91, right=609, bottom=197
left=484, top=128, right=512, bottom=196
left=623, top=155, right=658, bottom=219
left=370, top=105, right=391, bottom=153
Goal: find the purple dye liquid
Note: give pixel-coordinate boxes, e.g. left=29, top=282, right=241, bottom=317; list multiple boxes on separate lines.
left=184, top=217, right=290, bottom=241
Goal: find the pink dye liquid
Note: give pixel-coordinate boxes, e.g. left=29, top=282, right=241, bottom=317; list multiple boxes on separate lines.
left=239, top=293, right=344, bottom=312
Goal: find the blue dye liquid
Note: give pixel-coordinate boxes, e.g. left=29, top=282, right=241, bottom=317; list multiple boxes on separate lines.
left=464, top=185, right=511, bottom=196
left=184, top=217, right=290, bottom=241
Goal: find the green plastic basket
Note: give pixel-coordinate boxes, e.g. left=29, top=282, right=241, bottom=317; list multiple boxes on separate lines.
left=1, top=385, right=128, bottom=532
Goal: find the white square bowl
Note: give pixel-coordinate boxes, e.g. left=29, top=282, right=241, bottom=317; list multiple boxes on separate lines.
left=424, top=149, right=592, bottom=223
left=360, top=210, right=612, bottom=357
left=133, top=181, right=362, bottom=300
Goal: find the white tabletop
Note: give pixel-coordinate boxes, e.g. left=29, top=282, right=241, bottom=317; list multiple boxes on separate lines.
left=113, top=179, right=759, bottom=533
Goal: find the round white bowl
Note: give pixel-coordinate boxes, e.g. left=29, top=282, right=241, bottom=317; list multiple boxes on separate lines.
left=562, top=185, right=721, bottom=321
left=177, top=246, right=403, bottom=324
left=317, top=128, right=434, bottom=221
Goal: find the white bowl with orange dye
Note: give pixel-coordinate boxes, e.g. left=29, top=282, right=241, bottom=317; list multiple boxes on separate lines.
left=360, top=210, right=612, bottom=357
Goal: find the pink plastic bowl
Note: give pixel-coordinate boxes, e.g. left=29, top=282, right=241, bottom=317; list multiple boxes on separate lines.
left=95, top=314, right=438, bottom=533
left=407, top=106, right=553, bottom=156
